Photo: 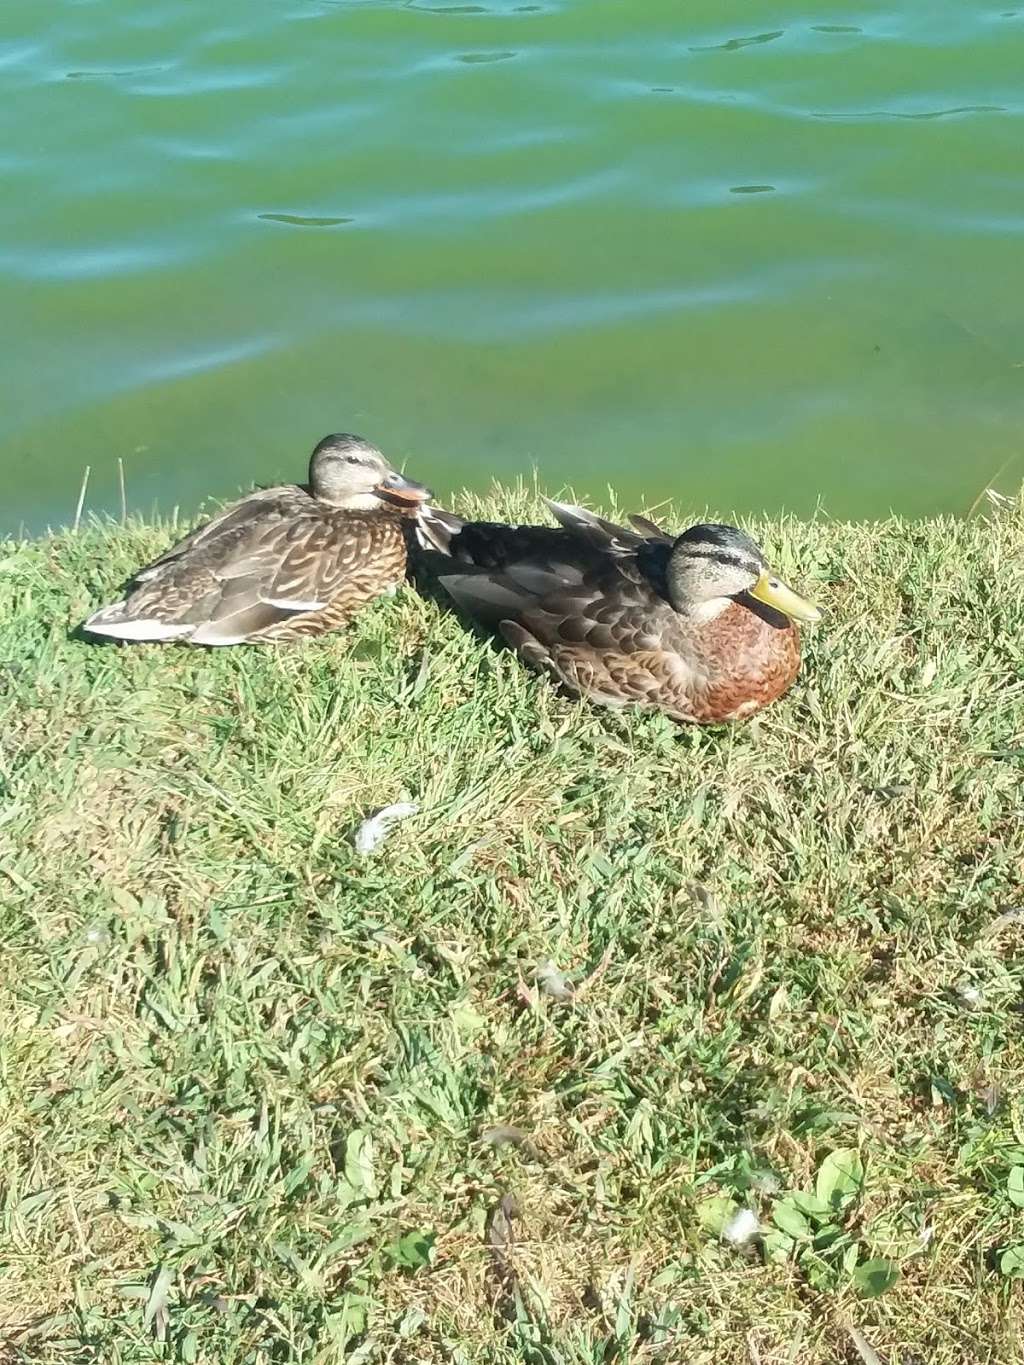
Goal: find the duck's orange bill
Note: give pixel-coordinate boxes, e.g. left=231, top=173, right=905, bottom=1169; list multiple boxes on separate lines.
left=375, top=472, right=432, bottom=507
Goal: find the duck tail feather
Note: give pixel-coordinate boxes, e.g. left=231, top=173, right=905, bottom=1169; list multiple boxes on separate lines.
left=542, top=498, right=644, bottom=552
left=83, top=602, right=194, bottom=642
left=628, top=512, right=673, bottom=542
left=415, top=505, right=464, bottom=555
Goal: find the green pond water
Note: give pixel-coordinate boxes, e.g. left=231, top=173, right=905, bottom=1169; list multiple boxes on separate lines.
left=3, top=0, right=1023, bottom=534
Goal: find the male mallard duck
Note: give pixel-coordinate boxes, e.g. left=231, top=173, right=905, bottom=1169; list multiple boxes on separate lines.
left=415, top=500, right=820, bottom=723
left=84, top=433, right=430, bottom=645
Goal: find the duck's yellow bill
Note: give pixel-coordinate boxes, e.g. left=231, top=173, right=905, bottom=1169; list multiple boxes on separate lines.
left=749, top=570, right=821, bottom=624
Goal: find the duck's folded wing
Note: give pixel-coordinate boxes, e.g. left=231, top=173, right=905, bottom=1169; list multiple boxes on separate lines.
left=132, top=485, right=295, bottom=581
left=438, top=549, right=671, bottom=650
left=87, top=501, right=390, bottom=645
left=435, top=564, right=549, bottom=628
left=185, top=512, right=394, bottom=644
left=422, top=518, right=584, bottom=573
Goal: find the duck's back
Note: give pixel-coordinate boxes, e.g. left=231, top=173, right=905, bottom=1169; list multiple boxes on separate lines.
left=423, top=518, right=592, bottom=576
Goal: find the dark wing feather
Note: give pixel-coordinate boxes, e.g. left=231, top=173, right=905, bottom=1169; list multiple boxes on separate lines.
left=439, top=534, right=674, bottom=645
left=627, top=512, right=674, bottom=544
left=541, top=500, right=649, bottom=556
left=441, top=521, right=584, bottom=572
left=426, top=499, right=674, bottom=632
left=419, top=501, right=645, bottom=572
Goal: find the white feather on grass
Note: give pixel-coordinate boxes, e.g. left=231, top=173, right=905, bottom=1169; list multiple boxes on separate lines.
left=353, top=802, right=419, bottom=855
left=722, top=1208, right=760, bottom=1246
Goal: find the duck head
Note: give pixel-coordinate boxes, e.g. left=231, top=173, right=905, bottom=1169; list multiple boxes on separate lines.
left=666, top=523, right=821, bottom=624
left=309, top=433, right=431, bottom=511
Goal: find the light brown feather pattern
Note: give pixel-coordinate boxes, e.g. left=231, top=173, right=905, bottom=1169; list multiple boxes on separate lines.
left=91, top=486, right=410, bottom=644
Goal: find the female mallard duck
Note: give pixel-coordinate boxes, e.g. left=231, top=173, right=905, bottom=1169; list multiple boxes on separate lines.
left=84, top=433, right=430, bottom=645
left=416, top=500, right=820, bottom=723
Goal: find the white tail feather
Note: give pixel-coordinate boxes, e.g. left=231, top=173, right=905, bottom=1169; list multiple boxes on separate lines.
left=84, top=608, right=194, bottom=642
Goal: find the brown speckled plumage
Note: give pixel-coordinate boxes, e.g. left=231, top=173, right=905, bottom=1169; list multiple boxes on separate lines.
left=416, top=501, right=815, bottom=725
left=84, top=434, right=430, bottom=646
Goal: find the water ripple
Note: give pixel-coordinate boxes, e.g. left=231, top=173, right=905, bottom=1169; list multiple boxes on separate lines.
left=65, top=66, right=168, bottom=80
left=359, top=167, right=623, bottom=227
left=690, top=30, right=784, bottom=53
left=0, top=241, right=193, bottom=283
left=455, top=50, right=517, bottom=63
left=134, top=65, right=281, bottom=96
left=139, top=336, right=277, bottom=387
left=0, top=42, right=42, bottom=71
left=813, top=104, right=1007, bottom=121
left=258, top=212, right=354, bottom=227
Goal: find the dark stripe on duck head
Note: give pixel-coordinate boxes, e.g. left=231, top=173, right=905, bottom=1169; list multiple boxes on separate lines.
left=673, top=523, right=764, bottom=576
left=676, top=546, right=762, bottom=577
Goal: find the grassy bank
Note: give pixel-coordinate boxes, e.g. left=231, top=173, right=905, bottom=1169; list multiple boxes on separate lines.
left=2, top=487, right=1023, bottom=1364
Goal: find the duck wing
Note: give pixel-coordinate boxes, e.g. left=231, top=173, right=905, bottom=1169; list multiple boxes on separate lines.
left=627, top=512, right=673, bottom=544
left=416, top=506, right=587, bottom=571
left=438, top=522, right=673, bottom=633
left=488, top=546, right=705, bottom=715
left=85, top=491, right=398, bottom=645
left=430, top=500, right=670, bottom=618
left=419, top=499, right=649, bottom=570
left=130, top=485, right=292, bottom=581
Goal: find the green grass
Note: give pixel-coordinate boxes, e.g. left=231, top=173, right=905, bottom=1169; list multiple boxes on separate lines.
left=2, top=486, right=1024, bottom=1364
